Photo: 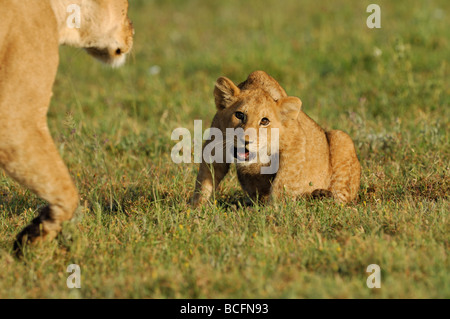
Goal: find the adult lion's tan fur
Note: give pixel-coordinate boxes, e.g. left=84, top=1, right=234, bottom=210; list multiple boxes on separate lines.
left=193, top=71, right=361, bottom=206
left=0, top=0, right=133, bottom=250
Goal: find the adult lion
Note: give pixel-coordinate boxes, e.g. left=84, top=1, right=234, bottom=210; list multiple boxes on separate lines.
left=0, top=0, right=134, bottom=251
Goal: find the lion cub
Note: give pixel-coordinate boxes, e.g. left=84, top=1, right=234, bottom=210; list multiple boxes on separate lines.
left=192, top=71, right=361, bottom=205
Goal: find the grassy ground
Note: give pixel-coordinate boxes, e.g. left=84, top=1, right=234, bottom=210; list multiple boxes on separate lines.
left=0, top=0, right=448, bottom=298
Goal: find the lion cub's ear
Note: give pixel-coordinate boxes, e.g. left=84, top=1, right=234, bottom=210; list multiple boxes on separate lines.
left=277, top=97, right=302, bottom=121
left=214, top=77, right=241, bottom=110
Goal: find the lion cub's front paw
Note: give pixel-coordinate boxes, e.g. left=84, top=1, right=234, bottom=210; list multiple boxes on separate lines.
left=190, top=193, right=211, bottom=208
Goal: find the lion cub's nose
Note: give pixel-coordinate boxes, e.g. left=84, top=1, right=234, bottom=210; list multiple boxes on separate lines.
left=239, top=137, right=254, bottom=145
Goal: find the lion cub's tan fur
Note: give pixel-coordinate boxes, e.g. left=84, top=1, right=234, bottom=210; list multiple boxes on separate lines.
left=193, top=71, right=361, bottom=205
left=0, top=0, right=133, bottom=249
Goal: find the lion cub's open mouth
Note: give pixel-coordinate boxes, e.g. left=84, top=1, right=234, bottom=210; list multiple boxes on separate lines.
left=233, top=146, right=256, bottom=162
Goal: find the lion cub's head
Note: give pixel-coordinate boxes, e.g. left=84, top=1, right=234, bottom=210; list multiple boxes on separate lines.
left=53, top=0, right=134, bottom=67
left=213, top=71, right=302, bottom=164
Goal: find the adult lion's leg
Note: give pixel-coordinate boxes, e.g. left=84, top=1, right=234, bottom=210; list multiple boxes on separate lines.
left=0, top=121, right=79, bottom=249
left=326, top=130, right=361, bottom=203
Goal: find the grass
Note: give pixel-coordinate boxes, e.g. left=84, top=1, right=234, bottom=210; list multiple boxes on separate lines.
left=0, top=0, right=448, bottom=298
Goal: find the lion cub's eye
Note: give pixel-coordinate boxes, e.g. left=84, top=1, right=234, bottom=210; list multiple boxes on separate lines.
left=235, top=112, right=245, bottom=121
left=260, top=117, right=270, bottom=126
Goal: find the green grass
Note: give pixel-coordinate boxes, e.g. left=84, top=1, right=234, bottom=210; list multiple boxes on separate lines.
left=0, top=0, right=448, bottom=298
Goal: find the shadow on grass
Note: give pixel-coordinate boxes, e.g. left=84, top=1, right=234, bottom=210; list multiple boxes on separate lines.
left=212, top=190, right=338, bottom=212
left=93, top=186, right=171, bottom=215
left=360, top=174, right=449, bottom=203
